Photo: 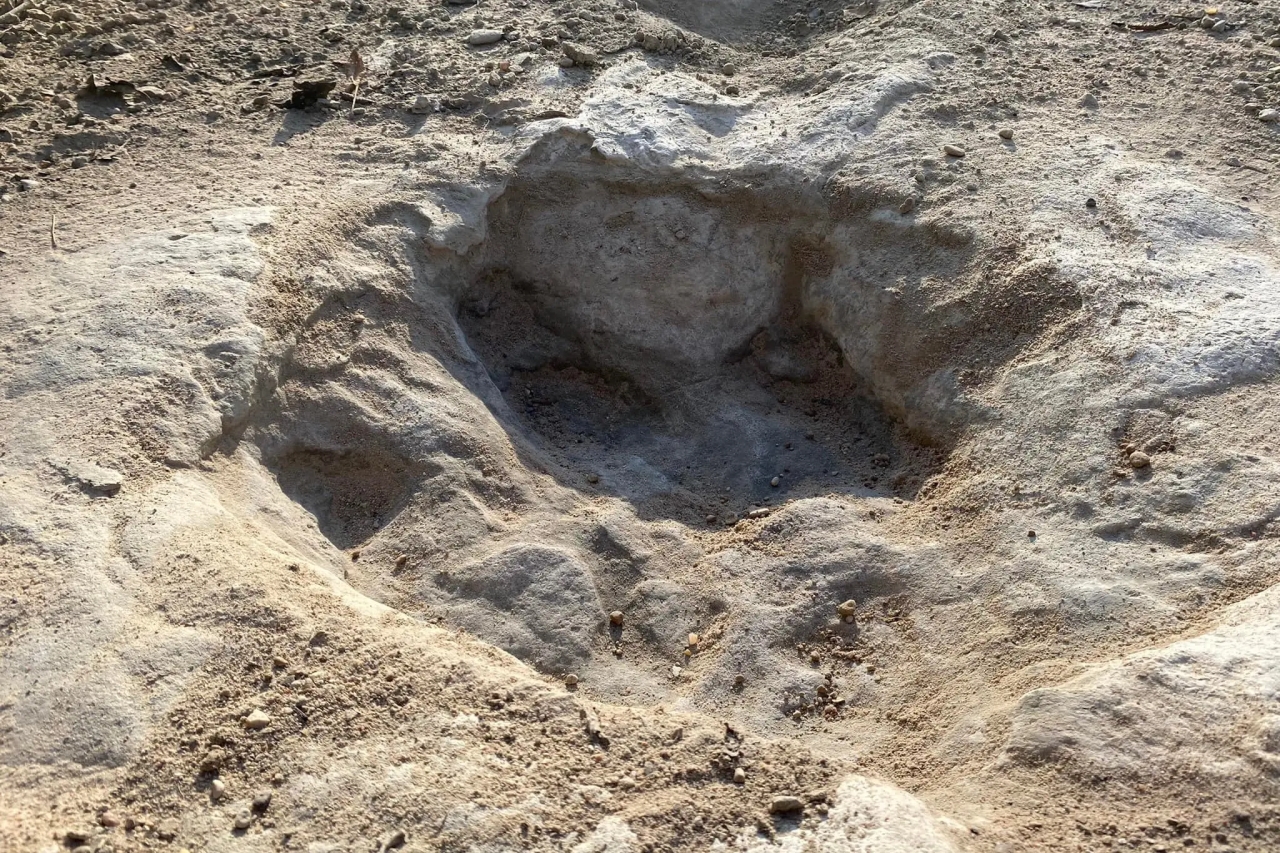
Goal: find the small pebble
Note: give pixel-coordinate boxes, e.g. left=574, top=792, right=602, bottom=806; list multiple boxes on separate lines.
left=466, top=29, right=504, bottom=46
left=722, top=62, right=737, bottom=75
left=244, top=709, right=271, bottom=730
left=998, top=128, right=1014, bottom=140
left=688, top=633, right=700, bottom=646
left=210, top=778, right=226, bottom=801
left=1085, top=197, right=1097, bottom=208
left=770, top=476, right=781, bottom=487
left=734, top=674, right=745, bottom=687
left=770, top=795, right=805, bottom=814
left=734, top=767, right=747, bottom=784
left=609, top=610, right=625, bottom=626
left=898, top=197, right=915, bottom=214
left=671, top=665, right=683, bottom=678
left=564, top=673, right=579, bottom=686
left=837, top=599, right=857, bottom=618
left=1129, top=451, right=1151, bottom=468
left=1081, top=92, right=1098, bottom=108
left=395, top=554, right=409, bottom=569
left=233, top=810, right=252, bottom=831
left=251, top=792, right=273, bottom=813
left=1211, top=20, right=1228, bottom=33
left=1260, top=109, right=1280, bottom=122
left=943, top=144, right=965, bottom=158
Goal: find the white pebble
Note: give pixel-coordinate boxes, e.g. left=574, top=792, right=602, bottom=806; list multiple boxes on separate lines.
left=466, top=29, right=504, bottom=45
left=244, top=709, right=271, bottom=730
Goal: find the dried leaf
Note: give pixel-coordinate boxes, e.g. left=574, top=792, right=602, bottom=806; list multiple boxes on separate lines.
left=348, top=48, right=365, bottom=81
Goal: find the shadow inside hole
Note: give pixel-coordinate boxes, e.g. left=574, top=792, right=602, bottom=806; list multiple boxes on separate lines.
left=267, top=443, right=427, bottom=550
left=453, top=267, right=938, bottom=527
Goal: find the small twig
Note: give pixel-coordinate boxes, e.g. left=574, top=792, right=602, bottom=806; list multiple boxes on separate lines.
left=0, top=0, right=32, bottom=28
left=346, top=48, right=366, bottom=116
left=50, top=214, right=57, bottom=250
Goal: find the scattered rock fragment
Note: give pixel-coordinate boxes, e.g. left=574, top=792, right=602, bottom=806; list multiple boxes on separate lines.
left=244, top=709, right=271, bottom=730
left=50, top=458, right=122, bottom=495
left=943, top=144, right=965, bottom=157
left=1081, top=92, right=1099, bottom=108
left=233, top=810, right=252, bottom=831
left=998, top=128, right=1014, bottom=140
left=251, top=792, right=272, bottom=813
left=609, top=610, right=625, bottom=626
left=1129, top=451, right=1151, bottom=468
left=466, top=29, right=504, bottom=46
left=209, top=779, right=226, bottom=801
left=837, top=599, right=857, bottom=621
left=564, top=673, right=579, bottom=686
left=200, top=747, right=228, bottom=773
left=770, top=475, right=781, bottom=487
left=562, top=42, right=602, bottom=67
left=63, top=829, right=90, bottom=846
left=1260, top=109, right=1280, bottom=122
left=408, top=95, right=436, bottom=115
left=899, top=197, right=915, bottom=214
left=770, top=795, right=805, bottom=814
left=734, top=767, right=747, bottom=783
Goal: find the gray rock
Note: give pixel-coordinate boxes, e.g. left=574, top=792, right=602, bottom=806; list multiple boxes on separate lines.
left=466, top=29, right=504, bottom=46
left=49, top=458, right=123, bottom=496
left=437, top=545, right=603, bottom=671
left=770, top=795, right=805, bottom=814
left=561, top=41, right=602, bottom=66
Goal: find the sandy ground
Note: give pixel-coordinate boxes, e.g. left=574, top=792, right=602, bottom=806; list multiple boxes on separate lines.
left=4, top=1, right=1280, bottom=851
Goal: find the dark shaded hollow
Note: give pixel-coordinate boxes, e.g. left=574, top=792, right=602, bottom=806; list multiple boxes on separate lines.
left=269, top=443, right=424, bottom=549
left=448, top=174, right=942, bottom=526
